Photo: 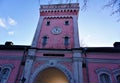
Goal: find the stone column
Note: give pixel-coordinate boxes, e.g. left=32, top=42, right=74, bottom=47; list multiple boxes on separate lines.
left=72, top=16, right=80, bottom=48
left=78, top=59, right=83, bottom=83
left=73, top=57, right=79, bottom=83
left=73, top=51, right=83, bottom=83
left=23, top=49, right=36, bottom=83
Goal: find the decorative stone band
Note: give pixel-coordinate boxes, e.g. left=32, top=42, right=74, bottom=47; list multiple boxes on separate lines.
left=29, top=62, right=74, bottom=83
left=40, top=3, right=79, bottom=12
left=44, top=15, right=72, bottom=19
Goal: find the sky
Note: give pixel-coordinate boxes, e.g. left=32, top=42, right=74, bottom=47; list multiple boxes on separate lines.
left=0, top=0, right=120, bottom=47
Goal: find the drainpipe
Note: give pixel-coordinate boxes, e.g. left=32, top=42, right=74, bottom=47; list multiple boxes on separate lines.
left=83, top=48, right=90, bottom=83
left=15, top=47, right=27, bottom=83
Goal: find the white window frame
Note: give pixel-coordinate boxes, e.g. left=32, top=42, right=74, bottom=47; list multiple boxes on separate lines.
left=113, top=69, right=120, bottom=83
left=96, top=68, right=112, bottom=83
left=0, top=64, right=14, bottom=83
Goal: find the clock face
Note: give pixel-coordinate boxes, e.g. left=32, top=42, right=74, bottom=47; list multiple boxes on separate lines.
left=51, top=27, right=62, bottom=35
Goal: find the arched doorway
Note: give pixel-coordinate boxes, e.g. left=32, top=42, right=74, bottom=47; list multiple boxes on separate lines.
left=35, top=67, right=69, bottom=83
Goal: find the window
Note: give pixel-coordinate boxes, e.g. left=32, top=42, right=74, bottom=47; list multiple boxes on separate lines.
left=64, top=36, right=69, bottom=46
left=100, top=73, right=111, bottom=83
left=1, top=68, right=10, bottom=83
left=117, top=75, right=120, bottom=83
left=65, top=21, right=69, bottom=25
left=96, top=68, right=112, bottom=83
left=42, top=36, right=48, bottom=46
left=113, top=69, right=120, bottom=83
left=0, top=65, right=13, bottom=83
left=46, top=21, right=50, bottom=26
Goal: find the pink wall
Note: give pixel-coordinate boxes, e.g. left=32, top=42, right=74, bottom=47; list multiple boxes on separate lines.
left=83, top=68, right=88, bottom=83
left=36, top=52, right=73, bottom=57
left=0, top=50, right=24, bottom=56
left=87, top=63, right=119, bottom=83
left=0, top=50, right=24, bottom=83
left=37, top=18, right=74, bottom=49
left=86, top=53, right=120, bottom=59
left=0, top=60, right=21, bottom=83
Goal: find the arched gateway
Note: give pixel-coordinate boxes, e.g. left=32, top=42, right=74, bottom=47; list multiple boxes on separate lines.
left=35, top=67, right=68, bottom=83
left=29, top=63, right=74, bottom=83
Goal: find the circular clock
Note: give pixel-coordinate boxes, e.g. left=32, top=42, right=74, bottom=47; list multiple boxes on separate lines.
left=51, top=26, right=62, bottom=35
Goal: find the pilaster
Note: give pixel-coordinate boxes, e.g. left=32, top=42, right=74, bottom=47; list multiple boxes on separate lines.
left=73, top=50, right=83, bottom=83
left=22, top=49, right=36, bottom=83
left=32, top=16, right=44, bottom=47
left=72, top=16, right=80, bottom=48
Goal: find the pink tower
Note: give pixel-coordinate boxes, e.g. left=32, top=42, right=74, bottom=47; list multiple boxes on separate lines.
left=23, top=3, right=83, bottom=83
left=32, top=3, right=80, bottom=49
left=0, top=2, right=120, bottom=83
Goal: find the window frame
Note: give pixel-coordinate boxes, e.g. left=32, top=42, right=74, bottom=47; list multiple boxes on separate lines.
left=96, top=68, right=112, bottom=83
left=113, top=69, right=120, bottom=83
left=0, top=64, right=14, bottom=83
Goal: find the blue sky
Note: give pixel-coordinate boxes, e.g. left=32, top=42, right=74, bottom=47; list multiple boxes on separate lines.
left=0, top=0, right=120, bottom=47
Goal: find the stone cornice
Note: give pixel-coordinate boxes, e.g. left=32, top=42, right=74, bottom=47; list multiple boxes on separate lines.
left=40, top=3, right=79, bottom=12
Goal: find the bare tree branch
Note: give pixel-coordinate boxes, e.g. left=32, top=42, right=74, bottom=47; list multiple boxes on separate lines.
left=104, top=0, right=120, bottom=15
left=81, top=0, right=87, bottom=11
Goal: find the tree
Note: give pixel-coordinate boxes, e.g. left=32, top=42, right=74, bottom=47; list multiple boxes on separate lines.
left=39, top=0, right=120, bottom=20
left=104, top=0, right=120, bottom=21
left=82, top=0, right=120, bottom=21
left=80, top=39, right=88, bottom=47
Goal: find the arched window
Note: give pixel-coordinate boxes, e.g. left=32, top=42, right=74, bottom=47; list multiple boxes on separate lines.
left=1, top=68, right=10, bottom=83
left=100, top=73, right=111, bottom=83
left=96, top=68, right=112, bottom=83
left=0, top=67, right=2, bottom=82
left=0, top=64, right=13, bottom=83
left=116, top=75, right=120, bottom=83
left=113, top=69, right=120, bottom=83
left=2, top=68, right=10, bottom=79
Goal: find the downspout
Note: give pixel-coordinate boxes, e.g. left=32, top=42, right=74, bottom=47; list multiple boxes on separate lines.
left=15, top=47, right=27, bottom=83
left=83, top=48, right=90, bottom=83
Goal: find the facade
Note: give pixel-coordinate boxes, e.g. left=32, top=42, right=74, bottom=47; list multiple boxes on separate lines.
left=0, top=3, right=120, bottom=83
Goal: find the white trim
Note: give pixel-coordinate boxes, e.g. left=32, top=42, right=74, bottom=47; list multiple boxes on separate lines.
left=113, top=69, right=120, bottom=83
left=29, top=62, right=74, bottom=83
left=73, top=52, right=83, bottom=83
left=40, top=3, right=79, bottom=11
left=87, top=58, right=120, bottom=64
left=96, top=68, right=112, bottom=83
left=0, top=64, right=14, bottom=83
left=72, top=16, right=80, bottom=48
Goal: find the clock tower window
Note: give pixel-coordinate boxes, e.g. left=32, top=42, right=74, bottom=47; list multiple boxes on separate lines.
left=64, top=36, right=69, bottom=46
left=46, top=21, right=50, bottom=26
left=64, top=20, right=69, bottom=25
left=42, top=36, right=48, bottom=46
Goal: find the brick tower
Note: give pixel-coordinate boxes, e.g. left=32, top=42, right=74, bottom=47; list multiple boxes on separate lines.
left=32, top=3, right=80, bottom=49
left=23, top=3, right=83, bottom=83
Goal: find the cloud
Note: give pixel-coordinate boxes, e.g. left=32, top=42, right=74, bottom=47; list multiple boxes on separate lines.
left=0, top=18, right=6, bottom=28
left=8, top=31, right=14, bottom=35
left=0, top=17, right=17, bottom=29
left=8, top=17, right=17, bottom=26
